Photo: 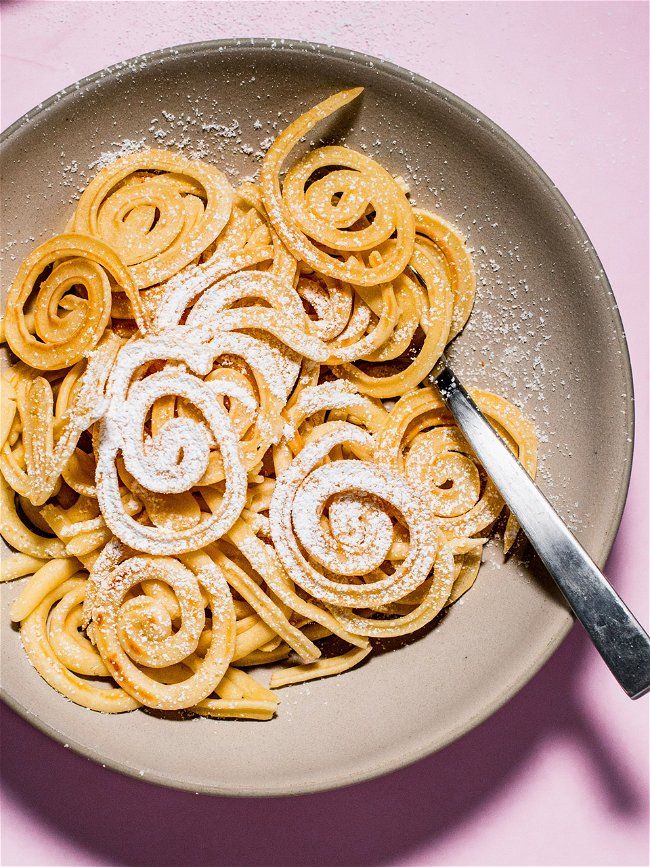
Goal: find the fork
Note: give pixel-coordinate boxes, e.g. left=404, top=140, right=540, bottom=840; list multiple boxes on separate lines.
left=429, top=356, right=650, bottom=699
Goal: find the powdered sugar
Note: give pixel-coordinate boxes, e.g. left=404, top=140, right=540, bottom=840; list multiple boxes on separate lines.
left=88, top=138, right=148, bottom=171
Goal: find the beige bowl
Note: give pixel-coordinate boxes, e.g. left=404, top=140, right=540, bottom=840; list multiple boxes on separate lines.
left=0, top=39, right=633, bottom=796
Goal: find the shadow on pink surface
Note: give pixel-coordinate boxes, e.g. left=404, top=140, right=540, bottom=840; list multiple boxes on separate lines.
left=1, top=585, right=645, bottom=867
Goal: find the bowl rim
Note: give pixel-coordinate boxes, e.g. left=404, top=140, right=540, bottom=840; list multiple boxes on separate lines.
left=0, top=36, right=635, bottom=797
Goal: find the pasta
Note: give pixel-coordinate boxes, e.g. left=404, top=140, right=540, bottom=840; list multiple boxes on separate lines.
left=0, top=88, right=538, bottom=721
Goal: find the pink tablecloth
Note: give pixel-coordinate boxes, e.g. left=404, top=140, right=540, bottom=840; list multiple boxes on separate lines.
left=1, top=3, right=648, bottom=865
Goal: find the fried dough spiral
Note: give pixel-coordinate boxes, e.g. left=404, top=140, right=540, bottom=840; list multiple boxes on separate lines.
left=95, top=332, right=248, bottom=555
left=73, top=150, right=233, bottom=289
left=261, top=88, right=416, bottom=286
left=84, top=541, right=235, bottom=710
left=4, top=233, right=145, bottom=369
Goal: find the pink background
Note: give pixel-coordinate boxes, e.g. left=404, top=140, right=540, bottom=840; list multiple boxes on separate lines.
left=1, top=2, right=648, bottom=865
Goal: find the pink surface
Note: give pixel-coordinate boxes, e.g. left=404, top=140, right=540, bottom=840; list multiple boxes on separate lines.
left=1, top=2, right=648, bottom=865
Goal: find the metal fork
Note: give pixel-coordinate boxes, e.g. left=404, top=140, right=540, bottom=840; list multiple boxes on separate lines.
left=429, top=356, right=650, bottom=699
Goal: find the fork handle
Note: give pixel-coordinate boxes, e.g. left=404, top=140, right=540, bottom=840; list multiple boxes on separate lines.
left=433, top=363, right=650, bottom=699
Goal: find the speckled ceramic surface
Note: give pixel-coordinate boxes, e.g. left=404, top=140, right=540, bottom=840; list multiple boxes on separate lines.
left=0, top=40, right=633, bottom=796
